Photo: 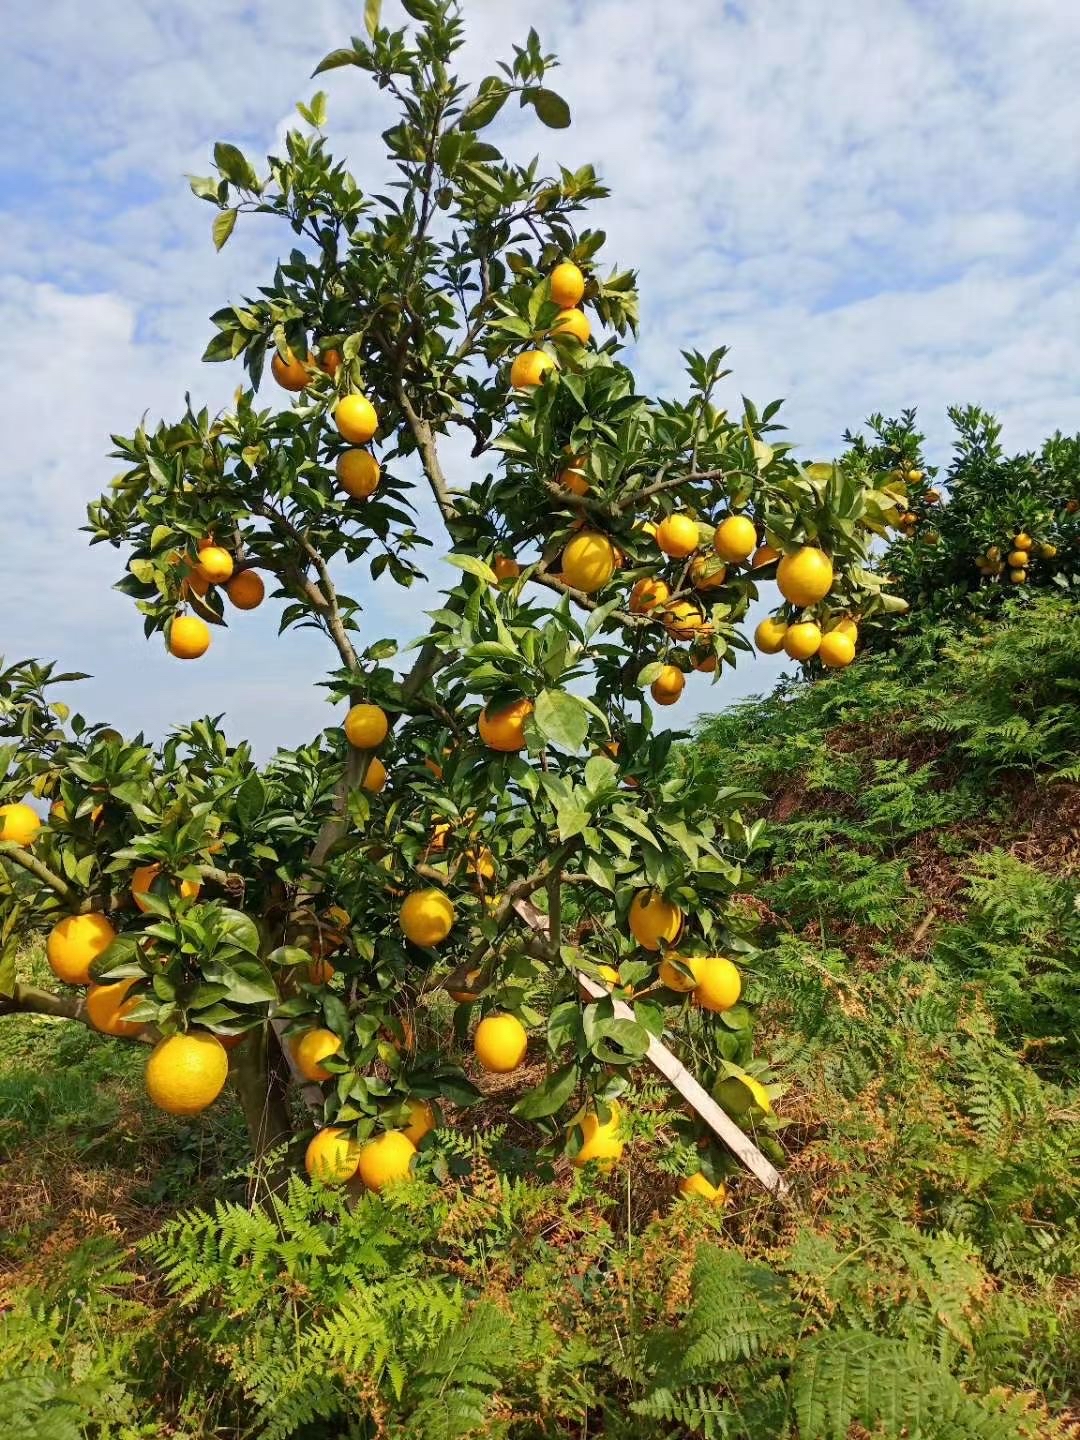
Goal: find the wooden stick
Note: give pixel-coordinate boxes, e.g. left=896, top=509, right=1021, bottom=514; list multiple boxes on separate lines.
left=513, top=898, right=789, bottom=1196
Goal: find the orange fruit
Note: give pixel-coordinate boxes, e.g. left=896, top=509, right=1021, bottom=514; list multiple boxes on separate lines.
left=1013, top=533, right=1033, bottom=552
left=751, top=544, right=780, bottom=568
left=754, top=617, right=788, bottom=654
left=1007, top=550, right=1028, bottom=568
left=361, top=756, right=387, bottom=793
left=271, top=347, right=311, bottom=391
left=356, top=1131, right=416, bottom=1191
left=572, top=1101, right=623, bottom=1168
left=447, top=967, right=484, bottom=1004
left=478, top=697, right=534, bottom=752
left=658, top=953, right=700, bottom=991
left=693, top=956, right=742, bottom=1012
left=402, top=1098, right=437, bottom=1145
left=818, top=631, right=855, bottom=668
left=628, top=890, right=683, bottom=951
left=650, top=665, right=686, bottom=706
left=473, top=1013, right=528, bottom=1073
left=629, top=576, right=670, bottom=612
left=562, top=531, right=616, bottom=592
left=713, top=515, right=757, bottom=563
left=47, top=913, right=117, bottom=985
left=776, top=547, right=834, bottom=607
left=307, top=957, right=337, bottom=985
left=655, top=513, right=700, bottom=558
left=335, top=394, right=378, bottom=445
left=693, top=649, right=718, bottom=673
left=337, top=449, right=382, bottom=499
left=552, top=308, right=590, bottom=344
left=131, top=864, right=201, bottom=913
left=400, top=889, right=455, bottom=946
left=833, top=617, right=859, bottom=643
left=196, top=545, right=234, bottom=585
left=493, top=553, right=520, bottom=581
left=690, top=556, right=727, bottom=591
left=317, top=346, right=342, bottom=377
left=226, top=570, right=265, bottom=610
left=550, top=261, right=585, bottom=308
left=0, top=802, right=41, bottom=847
left=292, top=1027, right=342, bottom=1082
left=662, top=600, right=706, bottom=639
left=558, top=450, right=590, bottom=495
left=783, top=621, right=822, bottom=660
left=510, top=350, right=556, bottom=389
left=145, top=1032, right=229, bottom=1115
left=305, top=1126, right=360, bottom=1184
left=86, top=979, right=143, bottom=1037
left=1009, top=568, right=1026, bottom=583
left=679, top=1172, right=728, bottom=1204
left=168, top=615, right=211, bottom=660
left=344, top=702, right=389, bottom=750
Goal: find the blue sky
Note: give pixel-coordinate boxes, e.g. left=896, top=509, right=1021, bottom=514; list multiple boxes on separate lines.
left=3, top=0, right=1079, bottom=756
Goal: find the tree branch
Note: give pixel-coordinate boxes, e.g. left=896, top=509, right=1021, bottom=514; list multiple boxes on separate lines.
left=0, top=982, right=152, bottom=1043
left=0, top=844, right=78, bottom=904
left=250, top=501, right=361, bottom=673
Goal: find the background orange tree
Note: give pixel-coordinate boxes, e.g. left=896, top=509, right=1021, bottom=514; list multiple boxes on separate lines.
left=0, top=0, right=908, bottom=1193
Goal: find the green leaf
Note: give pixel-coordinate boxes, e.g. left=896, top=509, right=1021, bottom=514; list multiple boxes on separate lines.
left=267, top=946, right=312, bottom=968
left=215, top=960, right=278, bottom=1005
left=89, top=934, right=143, bottom=982
left=527, top=88, right=571, bottom=129
left=213, top=142, right=257, bottom=190
left=460, top=77, right=512, bottom=132
left=513, top=1061, right=579, bottom=1119
left=212, top=208, right=238, bottom=251
left=445, top=552, right=498, bottom=585
left=533, top=689, right=588, bottom=752
left=235, top=774, right=267, bottom=829
left=364, top=0, right=382, bottom=37
left=312, top=47, right=362, bottom=76
left=217, top=908, right=261, bottom=958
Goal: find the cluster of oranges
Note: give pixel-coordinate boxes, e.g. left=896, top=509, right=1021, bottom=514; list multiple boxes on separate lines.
left=166, top=538, right=265, bottom=660
left=975, top=531, right=1056, bottom=583
left=508, top=260, right=591, bottom=389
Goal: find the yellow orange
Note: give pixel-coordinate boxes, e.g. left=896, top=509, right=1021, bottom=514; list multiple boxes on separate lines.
left=344, top=702, right=389, bottom=750
left=86, top=978, right=143, bottom=1037
left=659, top=953, right=700, bottom=992
left=713, top=515, right=757, bottom=563
left=337, top=449, right=381, bottom=499
left=776, top=547, right=834, bottom=607
left=196, top=545, right=234, bottom=585
left=493, top=554, right=520, bottom=581
left=335, top=394, right=378, bottom=445
left=473, top=1012, right=528, bottom=1073
left=131, top=864, right=201, bottom=913
left=655, top=513, right=700, bottom=559
left=663, top=600, right=706, bottom=639
left=168, top=615, right=211, bottom=660
left=562, top=531, right=616, bottom=593
left=783, top=622, right=822, bottom=661
left=552, top=308, right=590, bottom=344
left=510, top=350, right=556, bottom=389
left=650, top=665, right=686, bottom=706
left=400, top=889, right=455, bottom=947
left=628, top=890, right=683, bottom=951
left=478, top=696, right=534, bottom=752
left=305, top=1126, right=360, bottom=1184
left=271, top=347, right=311, bottom=391
left=679, top=1172, right=728, bottom=1204
left=818, top=631, right=856, bottom=669
left=754, top=616, right=788, bottom=654
left=693, top=956, right=742, bottom=1012
left=629, top=576, right=670, bottom=613
left=356, top=1131, right=416, bottom=1191
left=833, top=617, right=859, bottom=643
left=47, top=913, right=117, bottom=985
left=145, top=1032, right=229, bottom=1116
left=572, top=1101, right=623, bottom=1168
left=361, top=756, right=387, bottom=793
left=0, top=802, right=41, bottom=847
left=550, top=261, right=586, bottom=307
left=226, top=570, right=265, bottom=610
left=402, top=1098, right=437, bottom=1145
left=292, top=1027, right=342, bottom=1082
left=690, top=556, right=727, bottom=591
left=1013, top=533, right=1033, bottom=552
left=751, top=544, right=780, bottom=568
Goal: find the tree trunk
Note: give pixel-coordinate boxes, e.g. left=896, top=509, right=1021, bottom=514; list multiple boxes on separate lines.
left=230, top=1023, right=296, bottom=1200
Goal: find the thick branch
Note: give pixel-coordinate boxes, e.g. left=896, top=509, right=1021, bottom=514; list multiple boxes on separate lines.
left=0, top=982, right=152, bottom=1043
left=0, top=844, right=77, bottom=904
left=396, top=384, right=460, bottom=526
left=250, top=501, right=361, bottom=672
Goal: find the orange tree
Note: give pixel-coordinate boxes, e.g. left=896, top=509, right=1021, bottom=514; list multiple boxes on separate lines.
left=0, top=0, right=907, bottom=1195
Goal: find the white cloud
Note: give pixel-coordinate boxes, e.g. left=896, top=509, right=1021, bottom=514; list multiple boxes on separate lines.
left=2, top=0, right=1079, bottom=754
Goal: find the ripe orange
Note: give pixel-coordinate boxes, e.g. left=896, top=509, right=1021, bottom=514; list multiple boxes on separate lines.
left=305, top=1126, right=360, bottom=1184
left=317, top=346, right=342, bottom=377
left=86, top=979, right=143, bottom=1037
left=361, top=756, right=387, bottom=793
left=447, top=966, right=484, bottom=1004
left=292, top=1027, right=342, bottom=1082
left=751, top=544, right=780, bottom=568
left=493, top=554, right=520, bottom=581
left=271, top=347, right=311, bottom=391
left=307, top=957, right=337, bottom=985
left=0, top=802, right=41, bottom=847
left=131, top=864, right=201, bottom=913
left=478, top=696, right=534, bottom=752
left=572, top=1101, right=623, bottom=1168
left=337, top=449, right=381, bottom=499
left=659, top=953, right=700, bottom=991
left=344, top=702, right=389, bottom=750
left=754, top=616, right=788, bottom=654
left=145, top=1032, right=229, bottom=1115
left=693, top=648, right=718, bottom=673
left=558, top=450, right=589, bottom=495
left=335, top=394, right=378, bottom=445
left=552, top=308, right=590, bottom=344
left=510, top=350, right=556, bottom=388
left=818, top=631, right=855, bottom=668
left=196, top=545, right=234, bottom=585
left=650, top=665, right=686, bottom=706
left=713, top=515, right=757, bottom=563
left=473, top=1013, right=528, bottom=1073
left=562, top=531, right=616, bottom=593
left=1009, top=568, right=1026, bottom=583
left=776, top=547, right=834, bottom=607
left=226, top=570, right=265, bottom=610
left=168, top=615, right=211, bottom=660
left=629, top=576, right=670, bottom=612
left=693, top=956, right=742, bottom=1012
left=47, top=913, right=117, bottom=985
left=833, top=617, right=859, bottom=643
left=662, top=600, right=706, bottom=639
left=1007, top=550, right=1028, bottom=568
left=400, top=889, right=455, bottom=947
left=629, top=890, right=683, bottom=951
left=402, top=1098, right=437, bottom=1145
left=690, top=556, right=727, bottom=591
left=1013, top=533, right=1033, bottom=552
left=679, top=1172, right=728, bottom=1204
left=356, top=1131, right=416, bottom=1190
left=655, top=513, right=700, bottom=558
left=783, top=621, right=822, bottom=661
left=549, top=261, right=585, bottom=308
